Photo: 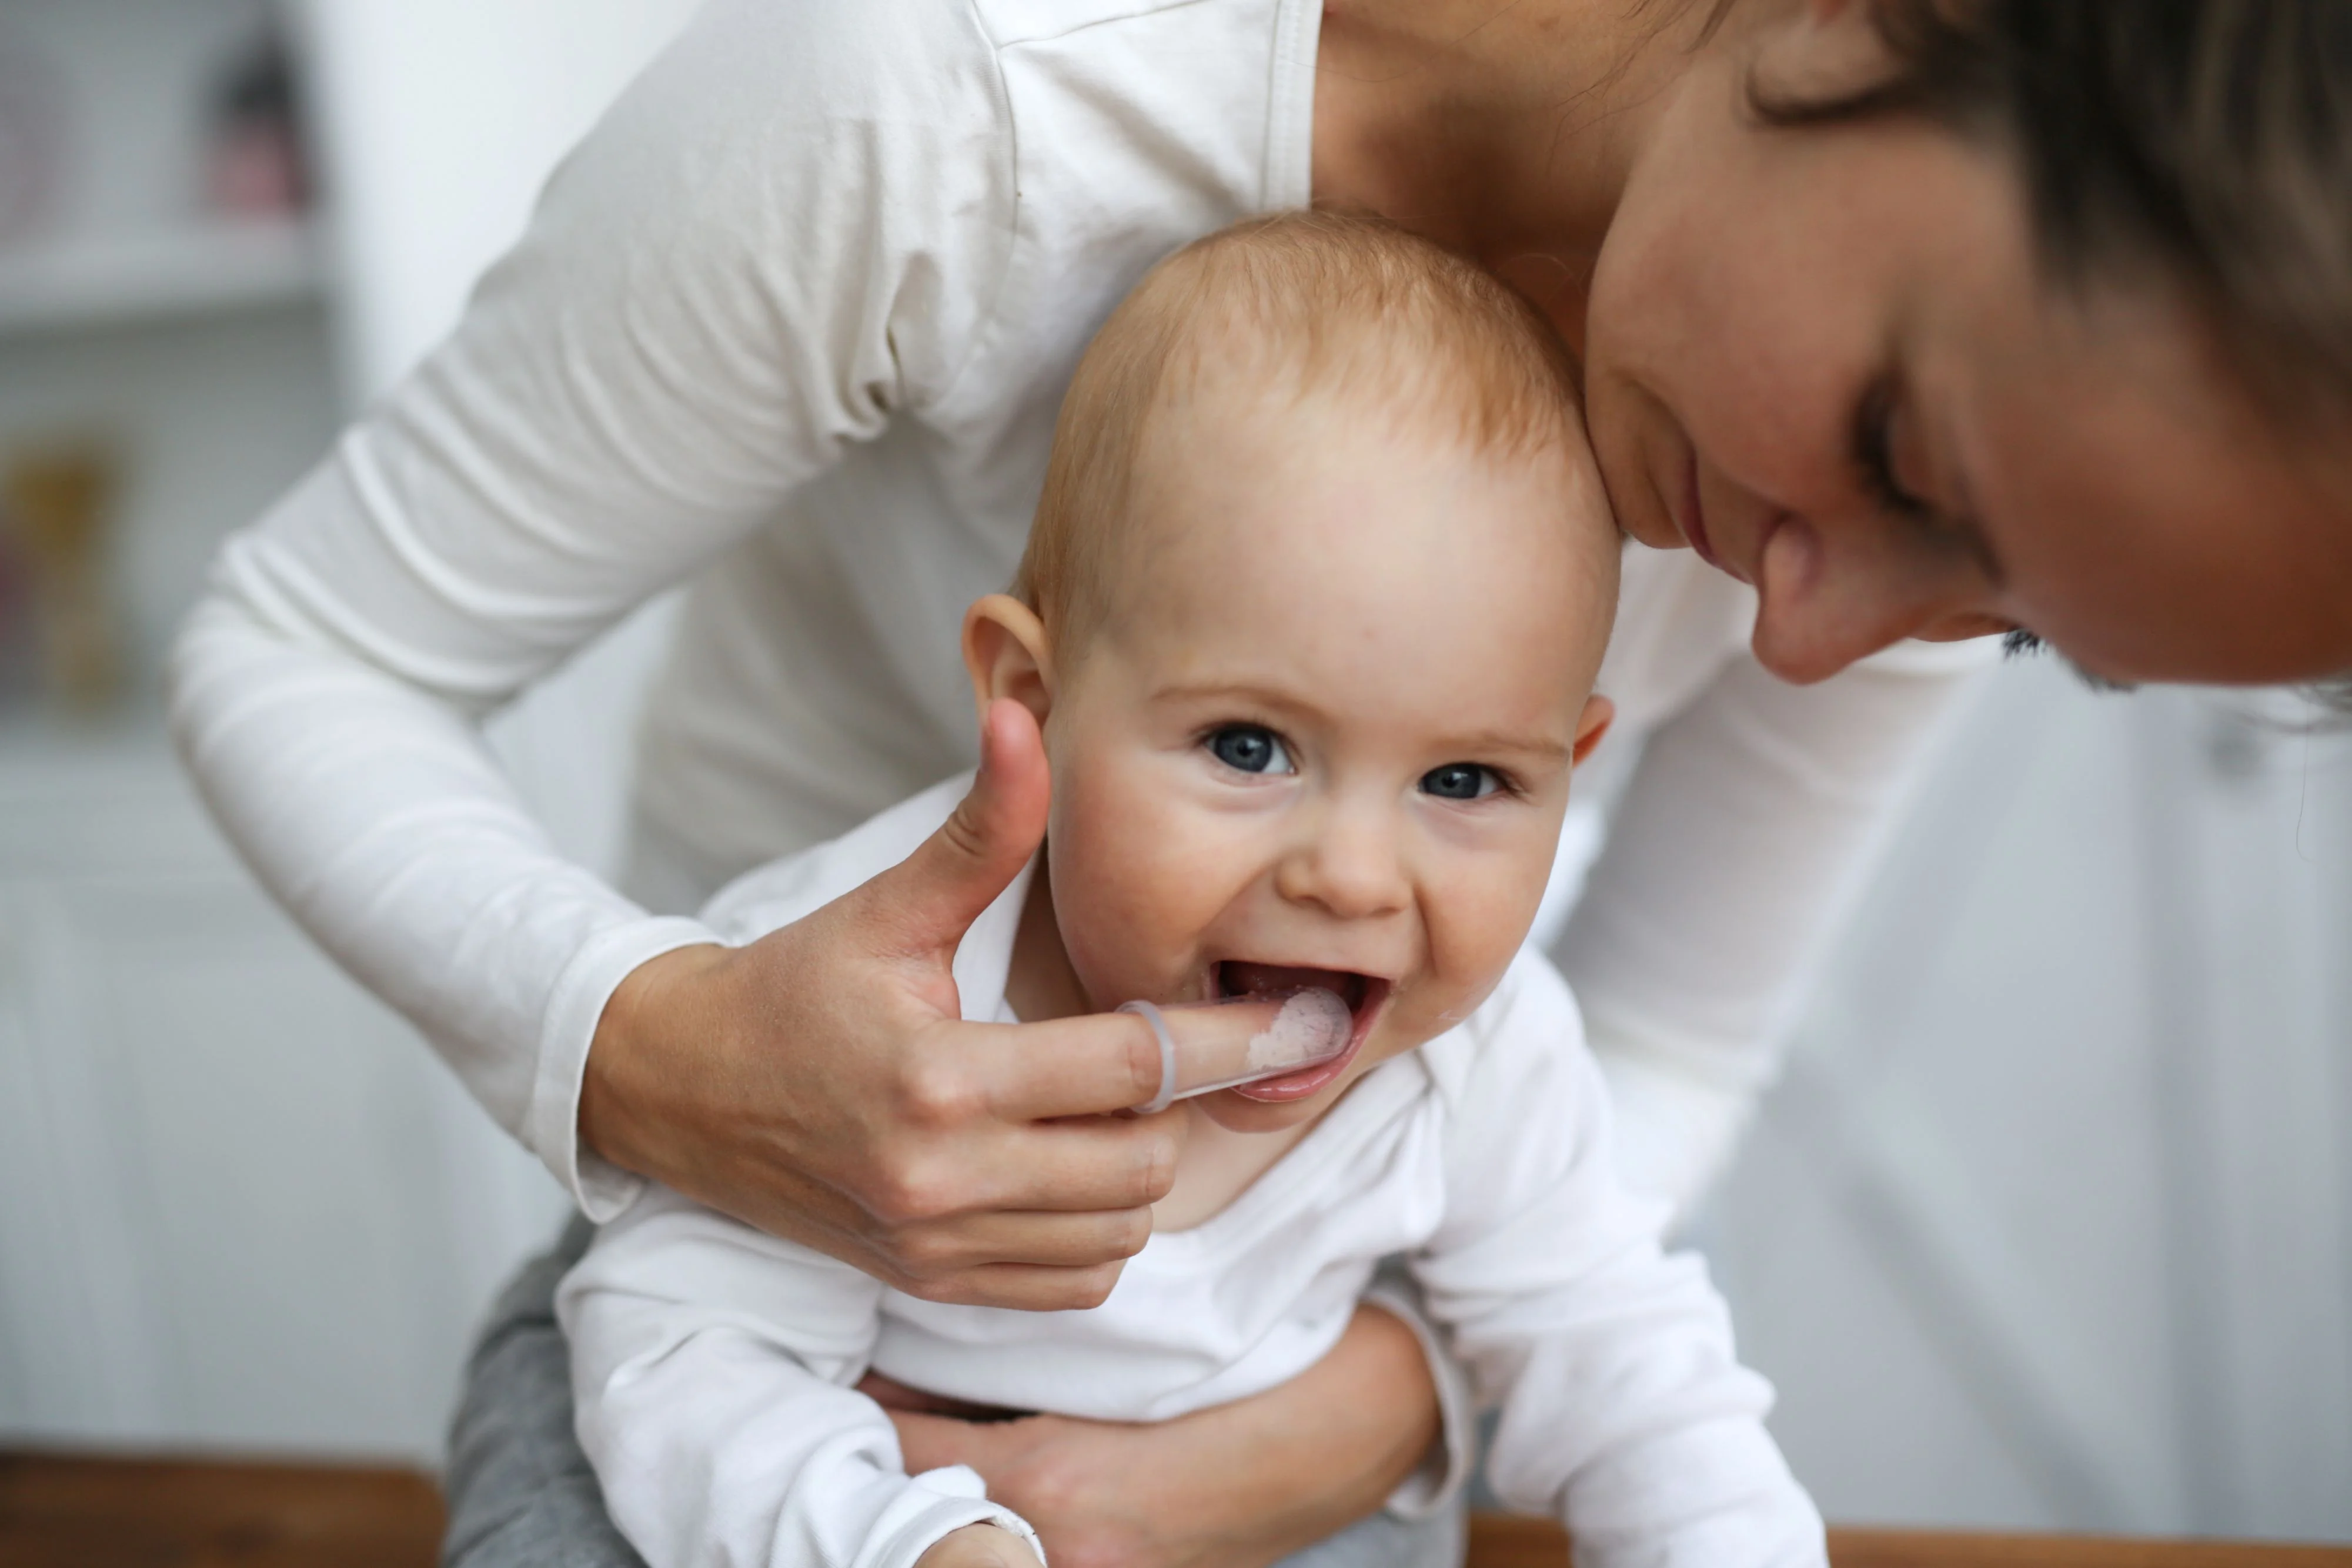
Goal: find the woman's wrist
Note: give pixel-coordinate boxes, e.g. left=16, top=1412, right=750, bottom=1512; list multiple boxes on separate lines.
left=887, top=1302, right=1442, bottom=1568
left=578, top=941, right=734, bottom=1182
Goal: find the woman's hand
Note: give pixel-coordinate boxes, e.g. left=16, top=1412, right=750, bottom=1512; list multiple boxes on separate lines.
left=915, top=1525, right=1042, bottom=1568
left=579, top=700, right=1181, bottom=1310
left=875, top=1303, right=1444, bottom=1568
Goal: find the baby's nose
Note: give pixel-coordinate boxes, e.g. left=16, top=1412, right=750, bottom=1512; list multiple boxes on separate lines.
left=1274, top=805, right=1409, bottom=920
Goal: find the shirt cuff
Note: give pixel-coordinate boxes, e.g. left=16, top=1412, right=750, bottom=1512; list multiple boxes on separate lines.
left=1361, top=1272, right=1476, bottom=1520
left=528, top=914, right=724, bottom=1221
left=870, top=1466, right=1044, bottom=1568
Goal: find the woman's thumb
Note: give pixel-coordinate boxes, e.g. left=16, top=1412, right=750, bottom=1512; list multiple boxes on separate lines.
left=872, top=698, right=1050, bottom=957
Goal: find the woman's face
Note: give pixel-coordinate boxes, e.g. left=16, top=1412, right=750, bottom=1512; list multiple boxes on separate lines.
left=1582, top=8, right=2352, bottom=689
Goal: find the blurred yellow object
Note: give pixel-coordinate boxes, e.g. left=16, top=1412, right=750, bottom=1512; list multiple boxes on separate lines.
left=4, top=444, right=122, bottom=713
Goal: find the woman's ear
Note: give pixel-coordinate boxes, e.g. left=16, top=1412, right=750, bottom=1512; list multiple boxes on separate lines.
left=1570, top=694, right=1616, bottom=769
left=963, top=594, right=1056, bottom=733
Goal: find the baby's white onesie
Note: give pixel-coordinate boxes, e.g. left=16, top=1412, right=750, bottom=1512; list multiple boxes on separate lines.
left=557, top=775, right=1828, bottom=1568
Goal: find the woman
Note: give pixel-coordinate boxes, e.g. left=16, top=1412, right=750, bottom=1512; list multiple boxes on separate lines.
left=171, top=1, right=2352, bottom=1565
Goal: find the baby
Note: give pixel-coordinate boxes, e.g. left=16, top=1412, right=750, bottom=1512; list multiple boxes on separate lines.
left=559, top=213, right=1825, bottom=1568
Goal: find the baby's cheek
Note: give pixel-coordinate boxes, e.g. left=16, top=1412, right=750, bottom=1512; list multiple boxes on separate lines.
left=1421, top=878, right=1545, bottom=1009
left=1051, top=783, right=1229, bottom=996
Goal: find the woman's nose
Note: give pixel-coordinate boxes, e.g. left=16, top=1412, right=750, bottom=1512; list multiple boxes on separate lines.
left=1273, top=800, right=1411, bottom=922
left=1747, top=511, right=1996, bottom=683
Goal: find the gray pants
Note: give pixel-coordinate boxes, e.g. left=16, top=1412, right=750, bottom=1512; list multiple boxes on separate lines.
left=442, top=1220, right=1466, bottom=1568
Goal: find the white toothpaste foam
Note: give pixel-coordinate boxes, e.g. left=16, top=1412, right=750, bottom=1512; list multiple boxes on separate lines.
left=1245, top=988, right=1352, bottom=1072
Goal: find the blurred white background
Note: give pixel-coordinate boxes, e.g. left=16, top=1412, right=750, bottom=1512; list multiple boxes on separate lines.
left=0, top=0, right=2343, bottom=1544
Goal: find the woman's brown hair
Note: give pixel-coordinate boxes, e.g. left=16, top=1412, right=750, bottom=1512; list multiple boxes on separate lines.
left=1753, top=1, right=2352, bottom=713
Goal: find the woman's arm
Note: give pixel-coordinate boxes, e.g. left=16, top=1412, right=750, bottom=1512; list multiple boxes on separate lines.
left=1417, top=960, right=1825, bottom=1567
left=173, top=0, right=1172, bottom=1303
left=881, top=1302, right=1442, bottom=1568
left=1558, top=637, right=1992, bottom=1216
left=173, top=0, right=1010, bottom=1208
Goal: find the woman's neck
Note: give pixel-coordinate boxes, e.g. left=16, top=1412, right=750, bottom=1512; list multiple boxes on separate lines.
left=1311, top=0, right=1723, bottom=355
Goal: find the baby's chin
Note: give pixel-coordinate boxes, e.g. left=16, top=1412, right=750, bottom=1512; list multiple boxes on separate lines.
left=1192, top=1090, right=1328, bottom=1135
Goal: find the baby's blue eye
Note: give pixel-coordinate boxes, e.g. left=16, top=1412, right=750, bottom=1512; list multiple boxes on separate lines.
left=1208, top=725, right=1294, bottom=775
left=1421, top=763, right=1500, bottom=801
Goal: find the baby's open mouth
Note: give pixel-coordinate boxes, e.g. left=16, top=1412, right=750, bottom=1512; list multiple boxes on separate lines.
left=1214, top=961, right=1389, bottom=1101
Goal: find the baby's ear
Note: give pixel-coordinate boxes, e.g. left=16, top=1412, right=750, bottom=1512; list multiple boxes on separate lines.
left=1570, top=694, right=1615, bottom=770
left=962, top=594, right=1056, bottom=733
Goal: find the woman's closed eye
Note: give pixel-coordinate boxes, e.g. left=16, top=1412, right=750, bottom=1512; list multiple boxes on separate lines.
left=1419, top=763, right=1504, bottom=801
left=1853, top=374, right=1932, bottom=522
left=1853, top=371, right=2005, bottom=586
left=1205, top=723, right=1295, bottom=776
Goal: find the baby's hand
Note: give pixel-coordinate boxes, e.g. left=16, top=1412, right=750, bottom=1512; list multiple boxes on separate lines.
left=916, top=1524, right=1041, bottom=1568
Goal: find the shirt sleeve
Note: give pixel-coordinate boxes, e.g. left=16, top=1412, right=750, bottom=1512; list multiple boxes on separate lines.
left=557, top=1187, right=1042, bottom=1568
left=165, top=0, right=1018, bottom=1215
left=1413, top=958, right=1827, bottom=1568
left=1559, top=638, right=1992, bottom=1218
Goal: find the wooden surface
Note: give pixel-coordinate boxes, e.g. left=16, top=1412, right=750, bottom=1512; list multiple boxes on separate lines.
left=1469, top=1516, right=2352, bottom=1568
left=3, top=1453, right=2348, bottom=1567
left=1828, top=1529, right=2352, bottom=1568
left=0, top=1453, right=443, bottom=1568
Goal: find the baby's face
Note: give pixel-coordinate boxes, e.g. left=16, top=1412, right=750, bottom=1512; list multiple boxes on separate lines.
left=1038, top=392, right=1615, bottom=1132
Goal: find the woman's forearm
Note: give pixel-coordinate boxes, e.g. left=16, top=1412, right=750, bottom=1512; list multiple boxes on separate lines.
left=1560, top=643, right=1989, bottom=1218
left=169, top=584, right=716, bottom=1215
left=887, top=1302, right=1442, bottom=1568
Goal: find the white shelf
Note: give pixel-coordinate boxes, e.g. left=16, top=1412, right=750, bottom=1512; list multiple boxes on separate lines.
left=0, top=218, right=326, bottom=339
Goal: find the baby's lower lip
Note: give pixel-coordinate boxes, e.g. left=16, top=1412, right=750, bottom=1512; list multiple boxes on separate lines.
left=1230, top=1035, right=1362, bottom=1101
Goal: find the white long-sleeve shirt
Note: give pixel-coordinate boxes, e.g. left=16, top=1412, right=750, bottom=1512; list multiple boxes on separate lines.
left=167, top=0, right=1987, bottom=1222
left=556, top=775, right=1828, bottom=1568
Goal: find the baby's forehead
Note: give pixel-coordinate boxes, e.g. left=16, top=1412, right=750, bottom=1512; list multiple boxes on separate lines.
left=1098, top=381, right=1618, bottom=680
left=1021, top=214, right=1619, bottom=680
left=1127, top=370, right=1606, bottom=556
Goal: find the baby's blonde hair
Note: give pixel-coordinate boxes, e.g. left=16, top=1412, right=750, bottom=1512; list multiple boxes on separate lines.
left=1012, top=211, right=1587, bottom=644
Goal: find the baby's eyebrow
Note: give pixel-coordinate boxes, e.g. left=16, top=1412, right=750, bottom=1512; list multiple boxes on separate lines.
left=1436, top=730, right=1572, bottom=764
left=1150, top=680, right=1285, bottom=704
